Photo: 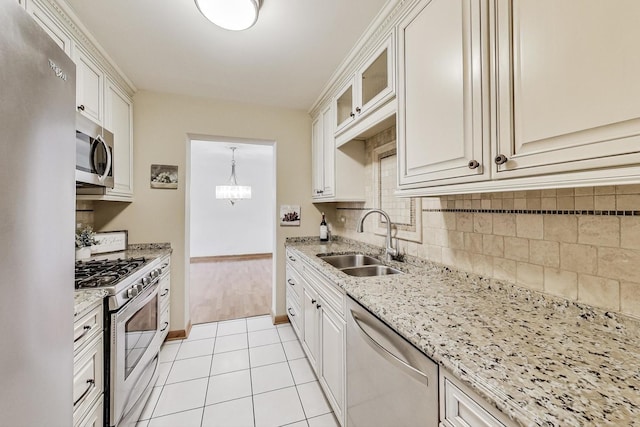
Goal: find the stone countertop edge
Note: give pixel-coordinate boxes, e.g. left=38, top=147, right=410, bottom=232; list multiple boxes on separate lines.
left=74, top=289, right=108, bottom=318
left=285, top=237, right=640, bottom=427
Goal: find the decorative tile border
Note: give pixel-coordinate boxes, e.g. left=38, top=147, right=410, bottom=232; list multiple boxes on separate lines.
left=421, top=208, right=640, bottom=216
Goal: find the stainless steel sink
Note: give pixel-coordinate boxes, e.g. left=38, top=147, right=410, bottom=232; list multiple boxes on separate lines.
left=340, top=265, right=402, bottom=277
left=319, top=254, right=383, bottom=269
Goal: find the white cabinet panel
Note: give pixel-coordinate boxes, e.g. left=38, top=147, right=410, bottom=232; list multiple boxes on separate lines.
left=75, top=48, right=104, bottom=125
left=398, top=0, right=489, bottom=188
left=493, top=0, right=640, bottom=178
left=104, top=79, right=133, bottom=198
left=320, top=305, right=345, bottom=424
left=302, top=284, right=320, bottom=370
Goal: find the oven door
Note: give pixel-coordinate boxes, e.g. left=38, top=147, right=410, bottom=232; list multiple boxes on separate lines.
left=110, top=281, right=161, bottom=427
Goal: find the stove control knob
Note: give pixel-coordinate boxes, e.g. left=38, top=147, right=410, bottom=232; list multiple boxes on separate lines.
left=155, top=268, right=163, bottom=276
left=142, top=277, right=150, bottom=287
left=135, top=284, right=144, bottom=293
left=127, top=287, right=139, bottom=298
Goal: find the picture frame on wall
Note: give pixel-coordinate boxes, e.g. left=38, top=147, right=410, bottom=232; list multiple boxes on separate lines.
left=280, top=205, right=301, bottom=226
left=150, top=164, right=178, bottom=189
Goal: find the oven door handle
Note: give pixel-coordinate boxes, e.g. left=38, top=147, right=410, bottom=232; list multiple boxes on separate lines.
left=115, top=280, right=159, bottom=323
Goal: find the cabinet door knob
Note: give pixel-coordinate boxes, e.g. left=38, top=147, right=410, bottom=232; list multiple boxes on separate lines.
left=311, top=299, right=317, bottom=304
left=494, top=154, right=508, bottom=165
left=316, top=304, right=322, bottom=309
left=355, top=107, right=361, bottom=114
left=468, top=160, right=480, bottom=169
left=77, top=104, right=85, bottom=111
left=350, top=112, right=355, bottom=118
left=288, top=255, right=296, bottom=261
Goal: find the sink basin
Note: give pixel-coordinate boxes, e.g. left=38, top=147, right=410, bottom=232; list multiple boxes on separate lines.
left=319, top=254, right=383, bottom=269
left=340, top=265, right=402, bottom=277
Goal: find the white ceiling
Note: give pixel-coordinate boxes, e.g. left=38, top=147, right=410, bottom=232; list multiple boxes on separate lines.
left=63, top=0, right=389, bottom=111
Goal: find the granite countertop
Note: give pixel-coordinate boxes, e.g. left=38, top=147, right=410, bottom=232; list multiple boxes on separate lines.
left=286, top=237, right=640, bottom=427
left=74, top=289, right=108, bottom=318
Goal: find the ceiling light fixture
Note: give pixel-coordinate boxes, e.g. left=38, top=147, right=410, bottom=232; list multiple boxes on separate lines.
left=195, top=0, right=261, bottom=31
left=216, top=147, right=252, bottom=205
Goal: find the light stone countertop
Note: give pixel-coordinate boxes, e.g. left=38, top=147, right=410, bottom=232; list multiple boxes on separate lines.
left=74, top=289, right=107, bottom=318
left=286, top=237, right=640, bottom=427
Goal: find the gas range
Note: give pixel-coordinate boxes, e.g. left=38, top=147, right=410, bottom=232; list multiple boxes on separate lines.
left=75, top=255, right=164, bottom=311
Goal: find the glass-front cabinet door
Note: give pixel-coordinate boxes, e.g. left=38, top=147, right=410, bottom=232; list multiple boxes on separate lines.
left=333, top=31, right=395, bottom=137
left=358, top=33, right=393, bottom=115
left=335, top=80, right=355, bottom=133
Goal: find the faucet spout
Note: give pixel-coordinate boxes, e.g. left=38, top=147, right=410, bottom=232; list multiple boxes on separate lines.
left=356, top=209, right=398, bottom=261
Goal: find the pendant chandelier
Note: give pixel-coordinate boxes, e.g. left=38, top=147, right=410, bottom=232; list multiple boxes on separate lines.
left=195, top=0, right=261, bottom=31
left=216, top=147, right=252, bottom=205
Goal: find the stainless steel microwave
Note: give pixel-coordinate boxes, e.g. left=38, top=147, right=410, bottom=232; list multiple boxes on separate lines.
left=75, top=112, right=114, bottom=188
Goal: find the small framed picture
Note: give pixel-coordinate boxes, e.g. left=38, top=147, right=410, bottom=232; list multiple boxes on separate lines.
left=151, top=164, right=178, bottom=189
left=280, top=205, right=301, bottom=226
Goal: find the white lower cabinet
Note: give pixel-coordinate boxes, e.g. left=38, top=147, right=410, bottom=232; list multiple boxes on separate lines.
left=73, top=302, right=104, bottom=427
left=286, top=254, right=346, bottom=426
left=440, top=370, right=514, bottom=427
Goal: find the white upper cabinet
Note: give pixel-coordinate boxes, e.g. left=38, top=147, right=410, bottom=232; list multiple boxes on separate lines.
left=397, top=0, right=489, bottom=189
left=492, top=0, right=640, bottom=179
left=104, top=79, right=134, bottom=198
left=311, top=102, right=365, bottom=202
left=311, top=103, right=335, bottom=199
left=334, top=32, right=395, bottom=137
left=75, top=47, right=105, bottom=126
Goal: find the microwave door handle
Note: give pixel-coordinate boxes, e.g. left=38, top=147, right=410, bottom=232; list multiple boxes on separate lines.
left=95, top=134, right=112, bottom=182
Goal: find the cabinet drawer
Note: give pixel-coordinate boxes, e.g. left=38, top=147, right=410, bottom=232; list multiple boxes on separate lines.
left=286, top=249, right=305, bottom=275
left=285, top=266, right=303, bottom=302
left=160, top=304, right=170, bottom=341
left=305, top=265, right=345, bottom=317
left=74, top=303, right=103, bottom=355
left=76, top=396, right=103, bottom=427
left=441, top=376, right=511, bottom=427
left=286, top=289, right=303, bottom=340
left=73, top=335, right=103, bottom=425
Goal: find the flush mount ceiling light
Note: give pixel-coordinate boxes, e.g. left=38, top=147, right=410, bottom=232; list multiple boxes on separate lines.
left=216, top=147, right=252, bottom=205
left=195, top=0, right=261, bottom=31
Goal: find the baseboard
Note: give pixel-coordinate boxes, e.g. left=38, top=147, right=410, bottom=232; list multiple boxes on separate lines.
left=273, top=313, right=289, bottom=325
left=190, top=253, right=272, bottom=263
left=165, top=320, right=192, bottom=341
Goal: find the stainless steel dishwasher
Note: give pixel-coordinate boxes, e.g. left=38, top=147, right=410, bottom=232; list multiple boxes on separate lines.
left=347, top=296, right=439, bottom=427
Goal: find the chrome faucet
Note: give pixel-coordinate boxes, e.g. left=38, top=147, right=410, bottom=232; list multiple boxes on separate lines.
left=356, top=209, right=398, bottom=262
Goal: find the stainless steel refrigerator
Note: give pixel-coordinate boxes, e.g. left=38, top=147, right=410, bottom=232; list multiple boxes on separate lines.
left=0, top=0, right=76, bottom=425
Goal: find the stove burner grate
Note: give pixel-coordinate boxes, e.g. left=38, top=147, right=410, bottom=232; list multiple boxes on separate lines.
left=74, top=257, right=147, bottom=290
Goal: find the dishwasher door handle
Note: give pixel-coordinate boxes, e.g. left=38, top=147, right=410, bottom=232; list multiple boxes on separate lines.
left=351, top=310, right=428, bottom=385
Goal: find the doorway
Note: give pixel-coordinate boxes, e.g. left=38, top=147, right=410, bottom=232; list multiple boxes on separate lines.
left=187, top=137, right=276, bottom=324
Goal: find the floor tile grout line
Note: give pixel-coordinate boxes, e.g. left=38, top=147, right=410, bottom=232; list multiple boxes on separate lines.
left=199, top=325, right=221, bottom=427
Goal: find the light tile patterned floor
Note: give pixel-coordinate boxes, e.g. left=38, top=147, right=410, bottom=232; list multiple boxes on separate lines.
left=137, top=316, right=340, bottom=427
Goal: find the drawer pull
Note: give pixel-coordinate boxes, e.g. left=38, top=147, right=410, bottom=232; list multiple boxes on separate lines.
left=288, top=307, right=295, bottom=317
left=160, top=322, right=169, bottom=332
left=73, top=379, right=95, bottom=407
left=287, top=279, right=295, bottom=286
left=288, top=255, right=296, bottom=261
left=74, top=325, right=92, bottom=343
left=160, top=289, right=169, bottom=297
left=316, top=303, right=321, bottom=309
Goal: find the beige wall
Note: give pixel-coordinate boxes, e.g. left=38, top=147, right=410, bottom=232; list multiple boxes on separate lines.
left=330, top=126, right=640, bottom=320
left=94, top=90, right=318, bottom=331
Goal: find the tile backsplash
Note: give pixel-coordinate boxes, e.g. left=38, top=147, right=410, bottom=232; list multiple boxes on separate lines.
left=75, top=200, right=95, bottom=230
left=328, top=126, right=640, bottom=320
